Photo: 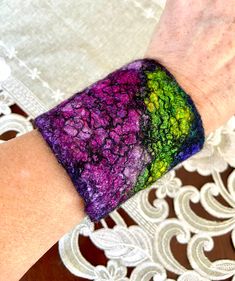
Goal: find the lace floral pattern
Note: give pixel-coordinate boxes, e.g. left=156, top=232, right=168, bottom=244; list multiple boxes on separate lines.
left=94, top=260, right=129, bottom=281
left=183, top=117, right=235, bottom=175
left=0, top=1, right=234, bottom=280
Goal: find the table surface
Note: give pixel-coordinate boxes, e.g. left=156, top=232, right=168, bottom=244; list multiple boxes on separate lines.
left=1, top=1, right=235, bottom=280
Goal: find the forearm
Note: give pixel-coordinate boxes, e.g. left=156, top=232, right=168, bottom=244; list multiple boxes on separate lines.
left=145, top=0, right=235, bottom=134
left=1, top=1, right=235, bottom=277
left=0, top=81, right=210, bottom=281
left=0, top=129, right=85, bottom=281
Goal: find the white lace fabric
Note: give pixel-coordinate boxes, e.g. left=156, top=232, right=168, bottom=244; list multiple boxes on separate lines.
left=0, top=1, right=234, bottom=280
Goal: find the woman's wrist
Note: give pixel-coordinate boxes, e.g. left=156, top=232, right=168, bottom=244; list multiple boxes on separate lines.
left=0, top=130, right=85, bottom=280
left=145, top=0, right=235, bottom=136
left=0, top=54, right=213, bottom=279
left=145, top=47, right=220, bottom=136
left=144, top=52, right=224, bottom=136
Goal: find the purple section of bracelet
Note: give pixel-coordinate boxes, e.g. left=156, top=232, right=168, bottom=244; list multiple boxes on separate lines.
left=35, top=61, right=151, bottom=221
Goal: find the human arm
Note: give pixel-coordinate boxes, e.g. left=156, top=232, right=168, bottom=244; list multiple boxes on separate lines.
left=146, top=0, right=235, bottom=134
left=0, top=129, right=85, bottom=280
left=1, top=0, right=235, bottom=280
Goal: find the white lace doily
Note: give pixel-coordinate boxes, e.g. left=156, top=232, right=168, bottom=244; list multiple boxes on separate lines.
left=1, top=1, right=234, bottom=280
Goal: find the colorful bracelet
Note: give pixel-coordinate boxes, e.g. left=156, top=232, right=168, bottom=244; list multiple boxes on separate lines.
left=34, top=59, right=205, bottom=222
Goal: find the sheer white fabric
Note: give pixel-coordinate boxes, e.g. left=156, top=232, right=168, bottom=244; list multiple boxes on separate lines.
left=0, top=1, right=234, bottom=280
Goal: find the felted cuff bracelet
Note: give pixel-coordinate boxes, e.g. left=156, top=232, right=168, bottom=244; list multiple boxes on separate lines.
left=34, top=58, right=205, bottom=222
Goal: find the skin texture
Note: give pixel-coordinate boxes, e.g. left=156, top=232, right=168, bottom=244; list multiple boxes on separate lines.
left=0, top=1, right=235, bottom=280
left=0, top=130, right=85, bottom=280
left=146, top=0, right=235, bottom=134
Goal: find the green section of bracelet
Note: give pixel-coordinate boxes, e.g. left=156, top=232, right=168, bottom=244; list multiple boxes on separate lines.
left=133, top=67, right=193, bottom=193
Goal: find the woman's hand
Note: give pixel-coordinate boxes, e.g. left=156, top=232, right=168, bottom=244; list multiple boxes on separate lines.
left=1, top=2, right=235, bottom=280
left=146, top=0, right=235, bottom=135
